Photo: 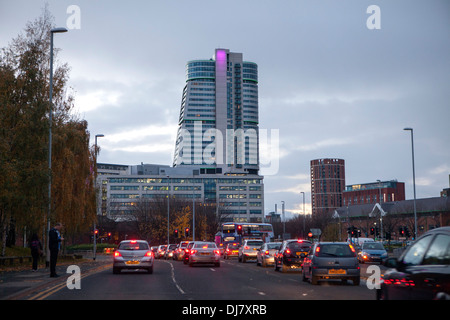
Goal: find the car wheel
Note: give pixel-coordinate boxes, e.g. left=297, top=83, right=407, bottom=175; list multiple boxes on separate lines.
left=302, top=270, right=308, bottom=282
left=274, top=260, right=279, bottom=272
left=113, top=267, right=121, bottom=274
left=353, top=277, right=360, bottom=286
left=262, top=259, right=266, bottom=268
left=147, top=266, right=153, bottom=274
left=281, top=261, right=289, bottom=273
left=242, top=255, right=246, bottom=263
left=215, top=262, right=220, bottom=268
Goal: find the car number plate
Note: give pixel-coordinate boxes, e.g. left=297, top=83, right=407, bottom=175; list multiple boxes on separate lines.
left=201, top=252, right=210, bottom=255
left=329, top=269, right=346, bottom=275
left=125, top=260, right=140, bottom=265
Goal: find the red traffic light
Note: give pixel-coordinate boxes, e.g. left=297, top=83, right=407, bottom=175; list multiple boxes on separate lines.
left=308, top=232, right=313, bottom=238
left=94, top=229, right=98, bottom=234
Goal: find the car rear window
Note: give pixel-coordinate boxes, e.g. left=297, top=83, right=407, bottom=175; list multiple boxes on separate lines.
left=119, top=242, right=149, bottom=250
left=247, top=241, right=263, bottom=246
left=316, top=244, right=355, bottom=257
left=267, top=243, right=281, bottom=250
left=194, top=243, right=217, bottom=249
left=287, top=242, right=311, bottom=251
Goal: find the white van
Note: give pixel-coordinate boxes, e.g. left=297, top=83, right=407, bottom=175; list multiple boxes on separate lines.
left=348, top=237, right=374, bottom=246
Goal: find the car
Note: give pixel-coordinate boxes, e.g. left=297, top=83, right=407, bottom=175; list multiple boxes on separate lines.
left=274, top=239, right=312, bottom=272
left=376, top=226, right=450, bottom=300
left=156, top=245, right=167, bottom=259
left=183, top=241, right=201, bottom=264
left=358, top=241, right=388, bottom=264
left=302, top=242, right=360, bottom=285
left=257, top=242, right=281, bottom=267
left=113, top=240, right=154, bottom=274
left=223, top=242, right=240, bottom=259
left=188, top=242, right=221, bottom=267
left=164, top=244, right=178, bottom=259
left=174, top=241, right=190, bottom=261
left=238, top=239, right=264, bottom=263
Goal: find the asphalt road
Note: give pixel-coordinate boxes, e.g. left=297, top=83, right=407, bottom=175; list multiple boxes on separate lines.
left=32, top=257, right=378, bottom=301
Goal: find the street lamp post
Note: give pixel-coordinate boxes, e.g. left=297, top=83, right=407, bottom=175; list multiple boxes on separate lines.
left=281, top=201, right=285, bottom=239
left=300, top=192, right=305, bottom=238
left=167, top=176, right=170, bottom=246
left=93, top=134, right=104, bottom=260
left=377, top=179, right=383, bottom=240
left=46, top=27, right=67, bottom=267
left=404, top=128, right=418, bottom=239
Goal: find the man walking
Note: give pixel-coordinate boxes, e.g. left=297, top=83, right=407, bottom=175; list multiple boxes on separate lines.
left=49, top=222, right=64, bottom=277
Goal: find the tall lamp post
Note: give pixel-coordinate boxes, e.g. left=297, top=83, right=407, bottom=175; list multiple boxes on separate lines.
left=93, top=134, right=104, bottom=260
left=167, top=176, right=170, bottom=246
left=46, top=27, right=67, bottom=266
left=377, top=179, right=383, bottom=240
left=404, top=127, right=418, bottom=239
left=300, top=192, right=305, bottom=238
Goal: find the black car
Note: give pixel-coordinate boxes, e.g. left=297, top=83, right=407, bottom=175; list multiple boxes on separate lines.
left=377, top=226, right=450, bottom=300
left=274, top=239, right=312, bottom=272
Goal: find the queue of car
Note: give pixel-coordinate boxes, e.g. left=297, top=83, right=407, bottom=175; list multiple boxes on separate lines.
left=112, top=226, right=450, bottom=300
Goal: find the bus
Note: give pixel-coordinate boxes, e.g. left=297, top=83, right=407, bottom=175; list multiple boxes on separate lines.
left=215, top=222, right=274, bottom=246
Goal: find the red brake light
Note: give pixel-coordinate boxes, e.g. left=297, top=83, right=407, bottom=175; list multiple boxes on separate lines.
left=214, top=250, right=220, bottom=255
left=297, top=239, right=303, bottom=243
left=191, top=249, right=197, bottom=254
left=130, top=240, right=137, bottom=244
left=244, top=246, right=250, bottom=250
left=265, top=250, right=269, bottom=255
left=315, top=246, right=320, bottom=256
left=285, top=249, right=291, bottom=255
left=114, top=251, right=121, bottom=257
left=145, top=251, right=153, bottom=257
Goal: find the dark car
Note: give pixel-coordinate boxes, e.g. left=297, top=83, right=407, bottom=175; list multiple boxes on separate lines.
left=274, top=239, right=312, bottom=272
left=302, top=242, right=360, bottom=285
left=223, top=242, right=240, bottom=259
left=376, top=226, right=450, bottom=300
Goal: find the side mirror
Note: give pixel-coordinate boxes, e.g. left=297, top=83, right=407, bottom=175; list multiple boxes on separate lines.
left=383, top=257, right=398, bottom=268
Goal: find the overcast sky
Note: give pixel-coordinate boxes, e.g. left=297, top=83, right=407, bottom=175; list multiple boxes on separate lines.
left=1, top=0, right=449, bottom=218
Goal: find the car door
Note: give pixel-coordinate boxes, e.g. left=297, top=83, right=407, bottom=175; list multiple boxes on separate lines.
left=389, top=235, right=434, bottom=299
left=409, top=233, right=450, bottom=299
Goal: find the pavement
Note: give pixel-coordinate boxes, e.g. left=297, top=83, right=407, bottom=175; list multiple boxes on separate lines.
left=0, top=253, right=112, bottom=300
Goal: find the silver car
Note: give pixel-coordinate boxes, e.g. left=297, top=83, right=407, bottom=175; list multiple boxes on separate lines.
left=257, top=242, right=281, bottom=267
left=188, top=242, right=221, bottom=267
left=302, top=242, right=360, bottom=285
left=238, top=239, right=264, bottom=263
left=113, top=240, right=154, bottom=274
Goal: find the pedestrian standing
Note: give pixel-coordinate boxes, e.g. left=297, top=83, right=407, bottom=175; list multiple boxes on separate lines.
left=30, top=234, right=43, bottom=271
left=49, top=222, right=64, bottom=277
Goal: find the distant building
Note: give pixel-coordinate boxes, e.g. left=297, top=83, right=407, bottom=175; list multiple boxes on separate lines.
left=97, top=163, right=264, bottom=223
left=343, top=180, right=405, bottom=206
left=310, top=158, right=345, bottom=217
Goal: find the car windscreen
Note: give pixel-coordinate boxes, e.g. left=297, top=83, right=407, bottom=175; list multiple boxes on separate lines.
left=119, top=242, right=149, bottom=250
left=362, top=242, right=385, bottom=250
left=287, top=242, right=311, bottom=251
left=247, top=241, right=263, bottom=246
left=316, top=244, right=355, bottom=257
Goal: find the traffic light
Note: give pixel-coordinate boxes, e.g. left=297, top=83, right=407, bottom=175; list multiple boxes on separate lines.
left=237, top=225, right=243, bottom=235
left=185, top=227, right=190, bottom=238
left=399, top=226, right=405, bottom=237
left=174, top=229, right=179, bottom=238
left=94, top=229, right=99, bottom=239
left=370, top=227, right=375, bottom=235
left=404, top=226, right=411, bottom=238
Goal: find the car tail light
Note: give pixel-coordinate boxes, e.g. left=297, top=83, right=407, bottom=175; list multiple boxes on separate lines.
left=114, top=251, right=121, bottom=257
left=214, top=250, right=220, bottom=255
left=191, top=249, right=197, bottom=254
left=265, top=250, right=270, bottom=255
left=244, top=246, right=250, bottom=250
left=285, top=249, right=291, bottom=255
left=130, top=240, right=137, bottom=244
left=145, top=251, right=153, bottom=257
left=315, top=246, right=320, bottom=256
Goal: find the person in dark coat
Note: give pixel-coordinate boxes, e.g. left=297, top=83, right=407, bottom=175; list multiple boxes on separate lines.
left=30, top=233, right=43, bottom=271
left=49, top=222, right=64, bottom=277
